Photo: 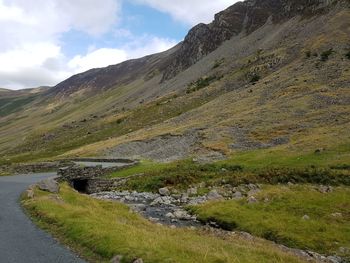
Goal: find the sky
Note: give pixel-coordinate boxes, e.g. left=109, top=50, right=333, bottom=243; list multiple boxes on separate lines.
left=0, top=0, right=237, bottom=90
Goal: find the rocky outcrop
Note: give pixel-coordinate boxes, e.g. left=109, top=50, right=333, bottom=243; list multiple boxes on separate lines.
left=161, top=0, right=348, bottom=81
left=37, top=178, right=60, bottom=194
left=42, top=0, right=349, bottom=100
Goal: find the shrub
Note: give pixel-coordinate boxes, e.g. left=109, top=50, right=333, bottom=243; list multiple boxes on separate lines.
left=212, top=58, right=225, bottom=69
left=320, top=48, right=334, bottom=61
left=116, top=118, right=124, bottom=124
left=186, top=75, right=221, bottom=94
left=250, top=74, right=261, bottom=83
left=345, top=51, right=350, bottom=60
left=330, top=164, right=350, bottom=170
left=305, top=51, right=312, bottom=58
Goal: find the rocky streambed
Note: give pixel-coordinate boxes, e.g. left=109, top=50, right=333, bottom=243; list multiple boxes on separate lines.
left=91, top=183, right=261, bottom=228
left=90, top=183, right=346, bottom=263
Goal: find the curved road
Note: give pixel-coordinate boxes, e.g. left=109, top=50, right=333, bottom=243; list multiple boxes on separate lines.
left=0, top=173, right=85, bottom=263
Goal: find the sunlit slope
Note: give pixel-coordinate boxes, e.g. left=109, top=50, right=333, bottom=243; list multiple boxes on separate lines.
left=0, top=5, right=349, bottom=164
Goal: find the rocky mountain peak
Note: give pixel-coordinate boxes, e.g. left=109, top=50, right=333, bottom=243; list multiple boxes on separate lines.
left=161, top=0, right=348, bottom=81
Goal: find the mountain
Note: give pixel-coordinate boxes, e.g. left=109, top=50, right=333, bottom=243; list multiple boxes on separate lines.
left=0, top=0, right=349, bottom=164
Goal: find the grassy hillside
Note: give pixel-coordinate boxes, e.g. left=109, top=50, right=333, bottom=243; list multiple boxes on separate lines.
left=10, top=3, right=350, bottom=262
left=0, top=7, right=349, bottom=166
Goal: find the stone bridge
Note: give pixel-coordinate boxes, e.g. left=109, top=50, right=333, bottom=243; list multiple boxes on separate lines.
left=58, top=158, right=139, bottom=194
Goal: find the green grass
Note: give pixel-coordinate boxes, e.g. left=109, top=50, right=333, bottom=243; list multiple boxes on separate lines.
left=3, top=83, right=226, bottom=165
left=186, top=75, right=222, bottom=94
left=221, top=145, right=350, bottom=169
left=107, top=160, right=171, bottom=178
left=22, top=184, right=306, bottom=263
left=0, top=95, right=37, bottom=117
left=120, top=160, right=245, bottom=192
left=189, top=185, right=350, bottom=258
left=0, top=171, right=10, bottom=176
left=119, top=154, right=349, bottom=192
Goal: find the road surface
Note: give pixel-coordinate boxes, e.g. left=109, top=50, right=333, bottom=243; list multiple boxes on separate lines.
left=0, top=173, right=86, bottom=263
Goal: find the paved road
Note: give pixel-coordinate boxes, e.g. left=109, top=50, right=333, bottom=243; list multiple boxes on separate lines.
left=0, top=173, right=86, bottom=263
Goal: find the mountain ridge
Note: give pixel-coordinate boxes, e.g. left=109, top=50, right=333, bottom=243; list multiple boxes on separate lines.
left=49, top=0, right=349, bottom=98
left=0, top=0, right=349, bottom=165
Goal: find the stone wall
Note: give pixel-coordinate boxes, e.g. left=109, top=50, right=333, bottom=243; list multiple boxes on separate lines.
left=58, top=166, right=105, bottom=181
left=85, top=174, right=146, bottom=193
left=71, top=158, right=136, bottom=164
left=0, top=161, right=72, bottom=175
left=57, top=158, right=139, bottom=193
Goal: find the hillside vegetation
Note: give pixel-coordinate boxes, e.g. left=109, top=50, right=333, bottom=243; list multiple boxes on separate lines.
left=190, top=185, right=350, bottom=258
left=0, top=1, right=349, bottom=166
left=23, top=184, right=307, bottom=263
left=11, top=0, right=350, bottom=262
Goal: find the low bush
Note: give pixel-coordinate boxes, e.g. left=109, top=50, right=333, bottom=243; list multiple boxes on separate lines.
left=212, top=58, right=225, bottom=69
left=330, top=164, right=350, bottom=170
left=345, top=51, right=350, bottom=60
left=250, top=74, right=261, bottom=83
left=186, top=75, right=222, bottom=94
left=305, top=51, right=312, bottom=58
left=320, top=48, right=334, bottom=61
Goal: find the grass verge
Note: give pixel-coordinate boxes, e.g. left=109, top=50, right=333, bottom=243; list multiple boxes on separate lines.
left=22, top=184, right=307, bottom=263
left=189, top=185, right=350, bottom=259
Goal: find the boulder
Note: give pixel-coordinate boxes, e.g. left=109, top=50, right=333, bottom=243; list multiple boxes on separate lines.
left=150, top=196, right=174, bottom=206
left=247, top=189, right=260, bottom=196
left=206, top=190, right=224, bottom=200
left=158, top=187, right=170, bottom=196
left=302, top=215, right=310, bottom=220
left=232, top=191, right=243, bottom=199
left=188, top=196, right=207, bottom=205
left=173, top=210, right=192, bottom=220
left=247, top=183, right=258, bottom=190
left=187, top=187, right=198, bottom=195
left=25, top=188, right=35, bottom=199
left=148, top=217, right=159, bottom=223
left=130, top=204, right=146, bottom=213
left=133, top=258, right=143, bottom=263
left=327, top=256, right=342, bottom=263
left=339, top=247, right=350, bottom=254
left=331, top=212, right=342, bottom=218
left=318, top=185, right=333, bottom=193
left=180, top=193, right=189, bottom=203
left=165, top=212, right=175, bottom=218
left=111, top=255, right=122, bottom=263
left=247, top=196, right=258, bottom=204
left=37, top=178, right=60, bottom=193
left=197, top=182, right=206, bottom=188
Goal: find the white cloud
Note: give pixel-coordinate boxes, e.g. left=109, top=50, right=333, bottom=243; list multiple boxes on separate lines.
left=67, top=36, right=177, bottom=74
left=0, top=0, right=234, bottom=90
left=0, top=42, right=61, bottom=72
left=132, top=0, right=237, bottom=25
left=123, top=36, right=177, bottom=58
left=68, top=48, right=128, bottom=73
left=0, top=0, right=121, bottom=89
